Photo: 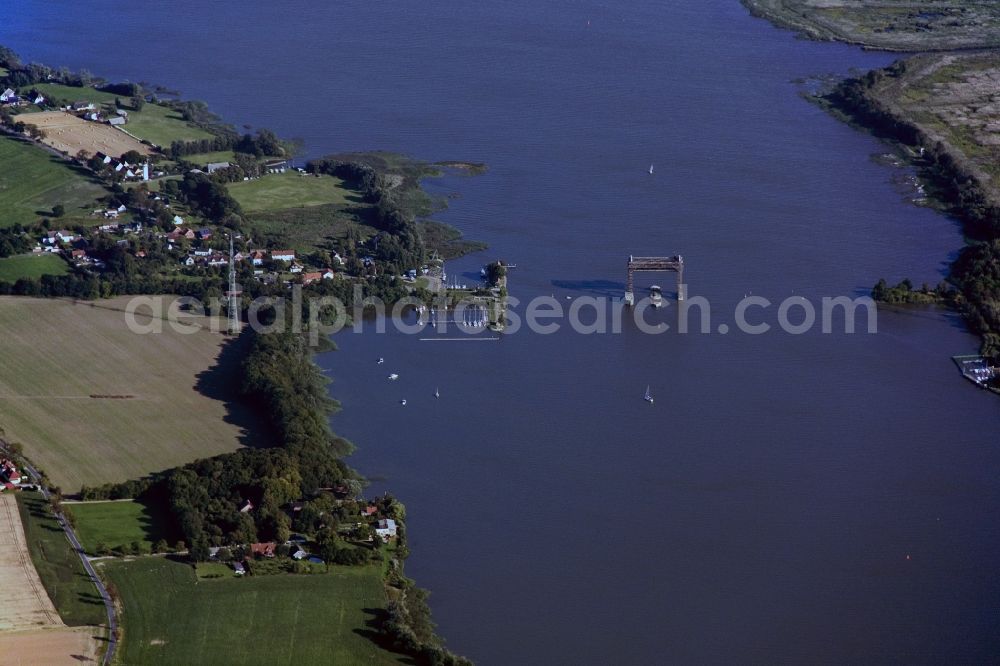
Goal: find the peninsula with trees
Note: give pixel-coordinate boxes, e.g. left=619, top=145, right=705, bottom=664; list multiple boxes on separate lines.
left=0, top=43, right=479, bottom=665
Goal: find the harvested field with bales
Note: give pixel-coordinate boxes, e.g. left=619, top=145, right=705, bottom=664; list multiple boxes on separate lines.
left=0, top=297, right=265, bottom=492
left=18, top=111, right=152, bottom=159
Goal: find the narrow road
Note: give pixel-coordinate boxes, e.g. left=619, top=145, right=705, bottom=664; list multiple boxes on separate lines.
left=1, top=445, right=118, bottom=665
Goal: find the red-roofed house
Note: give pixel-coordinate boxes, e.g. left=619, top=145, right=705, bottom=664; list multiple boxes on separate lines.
left=250, top=542, right=277, bottom=558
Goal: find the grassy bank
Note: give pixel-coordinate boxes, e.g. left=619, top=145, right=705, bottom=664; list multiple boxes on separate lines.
left=101, top=557, right=405, bottom=666
left=15, top=492, right=107, bottom=626
left=742, top=1, right=1000, bottom=51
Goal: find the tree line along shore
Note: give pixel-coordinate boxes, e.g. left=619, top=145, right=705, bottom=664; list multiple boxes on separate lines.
left=0, top=44, right=477, bottom=664
left=745, top=2, right=1000, bottom=386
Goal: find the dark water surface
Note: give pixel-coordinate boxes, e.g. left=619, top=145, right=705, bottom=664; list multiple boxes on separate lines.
left=6, top=1, right=1000, bottom=663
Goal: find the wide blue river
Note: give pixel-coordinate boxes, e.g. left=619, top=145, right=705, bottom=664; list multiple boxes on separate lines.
left=6, top=1, right=1000, bottom=663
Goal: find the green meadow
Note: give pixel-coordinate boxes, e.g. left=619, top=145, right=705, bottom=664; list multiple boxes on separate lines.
left=0, top=253, right=69, bottom=281
left=102, top=557, right=406, bottom=666
left=0, top=136, right=107, bottom=228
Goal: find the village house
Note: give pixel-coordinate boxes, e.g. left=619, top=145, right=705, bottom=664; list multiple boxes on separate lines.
left=55, top=230, right=77, bottom=244
left=250, top=542, right=277, bottom=558
left=232, top=561, right=246, bottom=576
left=207, top=254, right=228, bottom=267
left=361, top=504, right=378, bottom=517
left=271, top=250, right=295, bottom=262
left=196, top=227, right=213, bottom=240
left=31, top=93, right=45, bottom=105
left=0, top=88, right=16, bottom=103
left=206, top=162, right=230, bottom=174
left=249, top=250, right=266, bottom=266
left=289, top=262, right=304, bottom=274
left=167, top=227, right=196, bottom=242
left=322, top=268, right=336, bottom=280
left=1, top=460, right=23, bottom=486
left=72, top=100, right=95, bottom=112
left=375, top=518, right=398, bottom=541
left=109, top=116, right=126, bottom=127
left=183, top=256, right=196, bottom=267
left=301, top=272, right=323, bottom=285
left=265, top=159, right=289, bottom=173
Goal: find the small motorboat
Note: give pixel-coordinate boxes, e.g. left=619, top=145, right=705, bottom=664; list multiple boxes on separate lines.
left=649, top=164, right=654, bottom=175
left=644, top=385, right=654, bottom=404
left=388, top=373, right=399, bottom=381
left=434, top=387, right=440, bottom=398
left=649, top=285, right=664, bottom=308
left=400, top=399, right=407, bottom=406
left=377, top=357, right=384, bottom=365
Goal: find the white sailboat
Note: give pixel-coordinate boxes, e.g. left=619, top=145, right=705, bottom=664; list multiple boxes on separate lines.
left=648, top=164, right=654, bottom=175
left=434, top=387, right=440, bottom=398
left=644, top=385, right=654, bottom=404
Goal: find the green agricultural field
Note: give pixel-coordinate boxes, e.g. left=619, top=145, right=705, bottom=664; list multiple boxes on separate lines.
left=66, top=500, right=169, bottom=554
left=0, top=296, right=265, bottom=492
left=101, top=557, right=406, bottom=666
left=227, top=172, right=356, bottom=212
left=0, top=253, right=69, bottom=281
left=29, top=83, right=119, bottom=106
left=15, top=492, right=107, bottom=626
left=0, top=136, right=107, bottom=228
left=183, top=150, right=239, bottom=165
left=248, top=204, right=376, bottom=255
left=124, top=103, right=215, bottom=147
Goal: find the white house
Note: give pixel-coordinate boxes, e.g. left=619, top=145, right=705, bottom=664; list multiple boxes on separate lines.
left=322, top=269, right=336, bottom=280
left=0, top=88, right=15, bottom=103
left=289, top=262, right=304, bottom=274
left=32, top=94, right=45, bottom=105
left=55, top=230, right=77, bottom=243
left=270, top=250, right=295, bottom=262
left=375, top=518, right=398, bottom=541
left=206, top=162, right=230, bottom=174
left=109, top=116, right=126, bottom=126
